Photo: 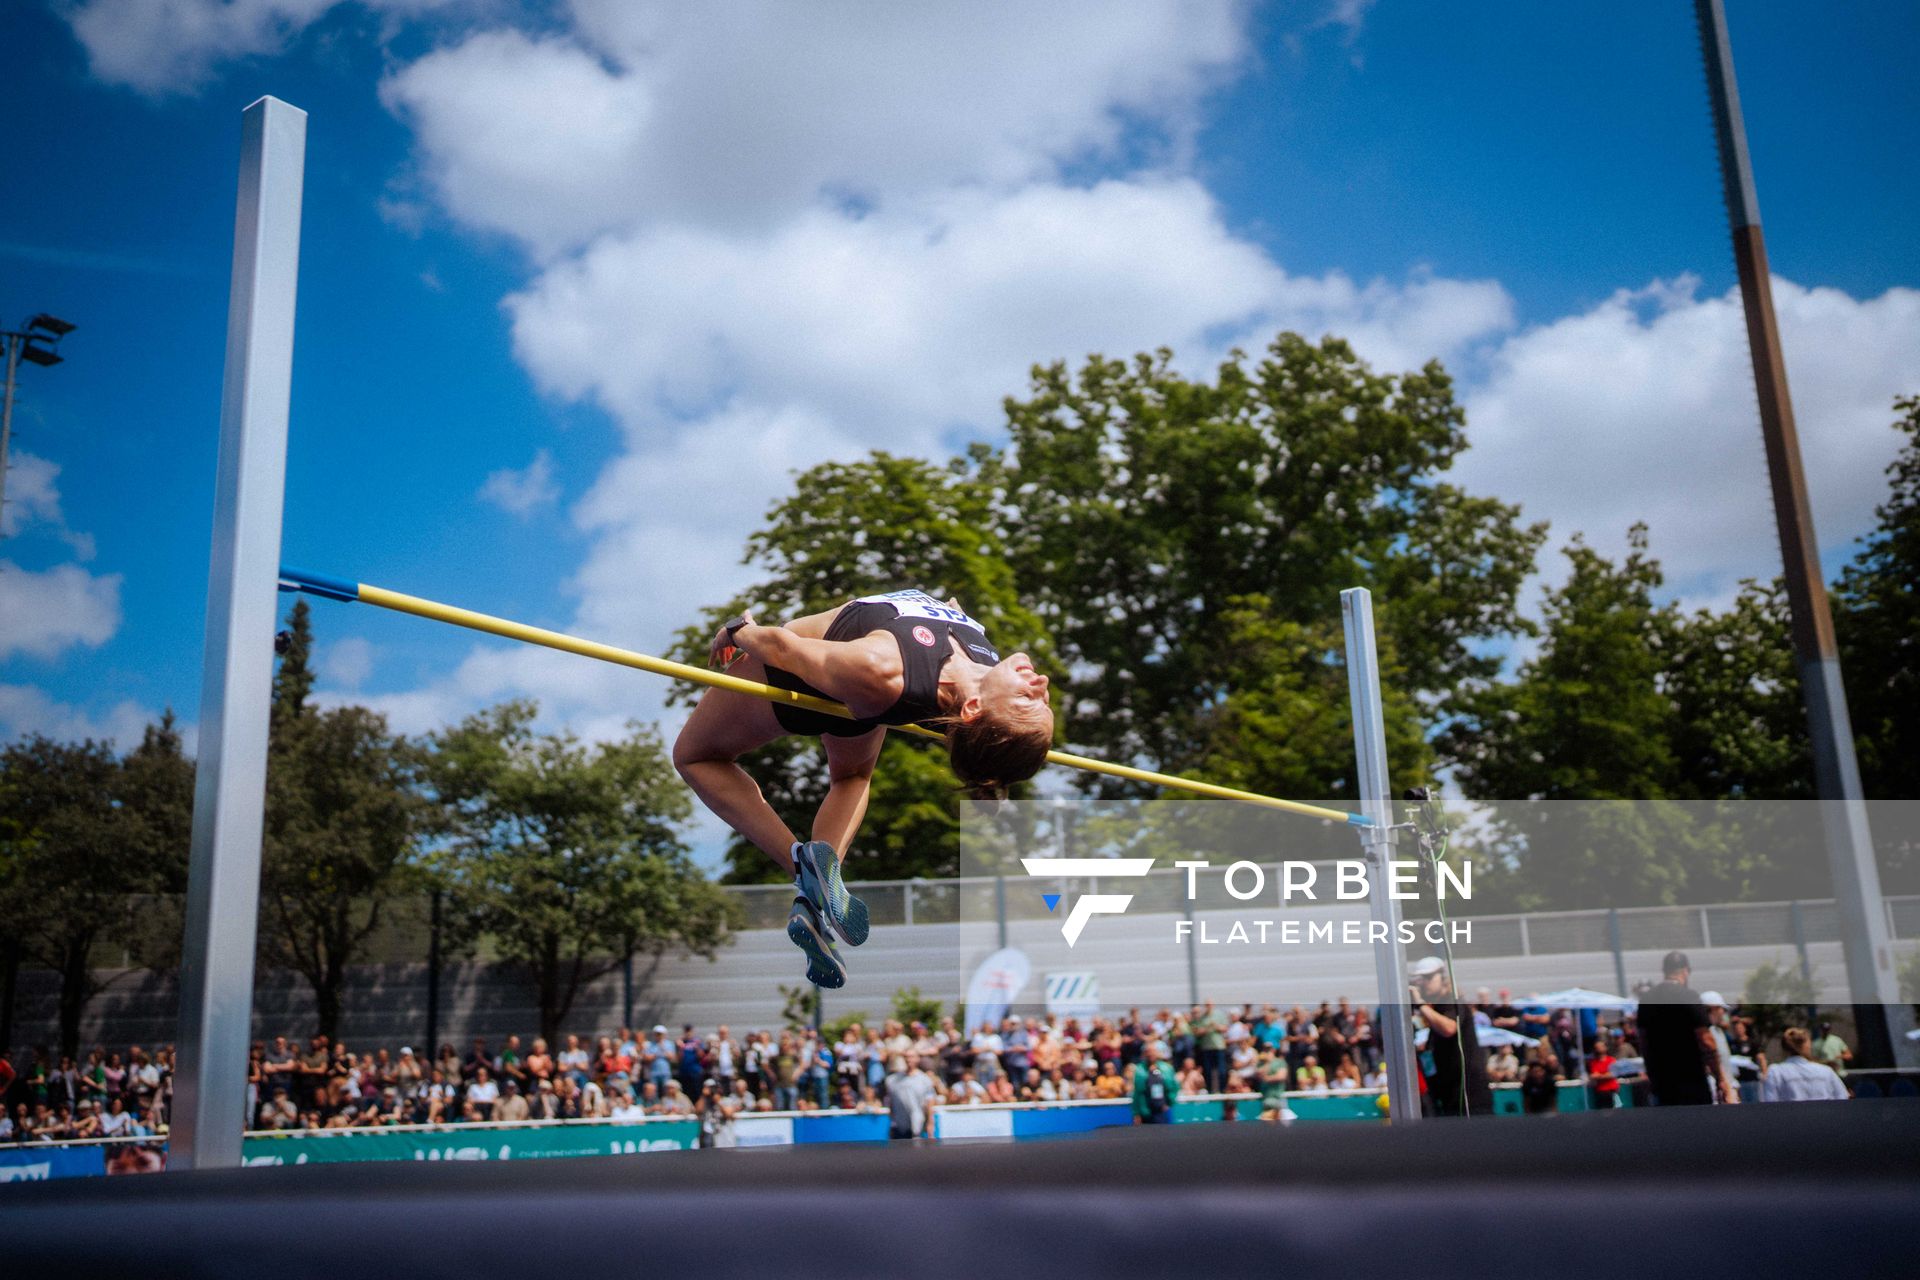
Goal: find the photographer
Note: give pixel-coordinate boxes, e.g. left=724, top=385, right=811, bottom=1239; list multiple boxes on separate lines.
left=1409, top=956, right=1491, bottom=1118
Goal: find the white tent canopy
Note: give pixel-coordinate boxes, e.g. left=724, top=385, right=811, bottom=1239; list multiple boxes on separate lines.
left=1523, top=988, right=1639, bottom=1012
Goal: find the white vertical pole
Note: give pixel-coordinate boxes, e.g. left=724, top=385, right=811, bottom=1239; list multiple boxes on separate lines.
left=1342, top=587, right=1421, bottom=1124
left=171, top=97, right=306, bottom=1171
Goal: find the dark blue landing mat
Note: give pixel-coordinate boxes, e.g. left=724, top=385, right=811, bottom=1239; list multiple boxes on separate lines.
left=4, top=1100, right=1914, bottom=1278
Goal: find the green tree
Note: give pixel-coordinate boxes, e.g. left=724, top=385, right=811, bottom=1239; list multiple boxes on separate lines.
left=0, top=724, right=192, bottom=1056
left=1835, top=395, right=1920, bottom=802
left=1446, top=528, right=1678, bottom=803
left=1741, top=958, right=1819, bottom=1049
left=427, top=700, right=733, bottom=1044
left=262, top=599, right=429, bottom=1041
left=1665, top=580, right=1811, bottom=801
left=1443, top=529, right=1698, bottom=909
left=891, top=986, right=942, bottom=1027
left=671, top=453, right=1053, bottom=882
left=987, top=336, right=1542, bottom=797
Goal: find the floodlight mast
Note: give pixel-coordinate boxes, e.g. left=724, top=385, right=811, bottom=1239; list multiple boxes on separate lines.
left=0, top=313, right=75, bottom=540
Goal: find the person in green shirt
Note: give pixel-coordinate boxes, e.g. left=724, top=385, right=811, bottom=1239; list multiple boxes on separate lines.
left=1811, top=1023, right=1852, bottom=1078
left=1132, top=1043, right=1180, bottom=1124
left=1257, top=1046, right=1290, bottom=1113
left=1196, top=1000, right=1229, bottom=1093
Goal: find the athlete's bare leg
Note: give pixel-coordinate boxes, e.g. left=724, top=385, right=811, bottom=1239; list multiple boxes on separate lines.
left=671, top=657, right=797, bottom=873
left=815, top=728, right=886, bottom=858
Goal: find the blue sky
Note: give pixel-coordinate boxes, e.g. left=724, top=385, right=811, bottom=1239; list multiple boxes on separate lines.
left=2, top=1, right=1916, bottom=863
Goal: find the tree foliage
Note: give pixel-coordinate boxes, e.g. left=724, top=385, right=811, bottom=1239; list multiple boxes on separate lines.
left=689, top=337, right=1543, bottom=878
left=262, top=600, right=428, bottom=1040
left=1835, top=396, right=1920, bottom=801
left=0, top=720, right=192, bottom=1055
left=426, top=700, right=733, bottom=1044
left=989, top=336, right=1543, bottom=795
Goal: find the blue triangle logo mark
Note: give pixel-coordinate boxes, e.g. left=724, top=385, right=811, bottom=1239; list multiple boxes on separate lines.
left=1042, top=894, right=1061, bottom=912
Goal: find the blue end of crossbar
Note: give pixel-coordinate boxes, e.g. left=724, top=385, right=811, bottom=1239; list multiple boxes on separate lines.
left=1346, top=813, right=1373, bottom=827
left=278, top=566, right=361, bottom=603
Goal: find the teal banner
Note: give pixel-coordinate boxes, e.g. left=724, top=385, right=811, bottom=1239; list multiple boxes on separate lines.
left=241, top=1120, right=698, bottom=1166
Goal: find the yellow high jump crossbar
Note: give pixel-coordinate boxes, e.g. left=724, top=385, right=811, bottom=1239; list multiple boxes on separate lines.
left=278, top=566, right=1371, bottom=828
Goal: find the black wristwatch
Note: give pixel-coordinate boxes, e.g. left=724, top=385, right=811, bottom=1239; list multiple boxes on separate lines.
left=723, top=614, right=752, bottom=643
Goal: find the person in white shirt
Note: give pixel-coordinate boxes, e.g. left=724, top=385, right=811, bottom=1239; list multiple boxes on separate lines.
left=610, top=1089, right=647, bottom=1122
left=466, top=1067, right=500, bottom=1118
left=97, top=1096, right=134, bottom=1138
left=1760, top=1027, right=1849, bottom=1103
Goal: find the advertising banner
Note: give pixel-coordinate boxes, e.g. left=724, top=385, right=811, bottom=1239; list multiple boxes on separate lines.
left=240, top=1119, right=698, bottom=1166
left=0, top=1145, right=108, bottom=1181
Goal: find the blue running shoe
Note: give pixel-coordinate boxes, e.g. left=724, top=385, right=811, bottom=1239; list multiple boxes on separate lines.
left=794, top=840, right=869, bottom=947
left=787, top=896, right=846, bottom=989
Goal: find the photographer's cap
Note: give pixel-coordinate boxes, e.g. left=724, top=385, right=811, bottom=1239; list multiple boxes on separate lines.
left=1408, top=956, right=1446, bottom=978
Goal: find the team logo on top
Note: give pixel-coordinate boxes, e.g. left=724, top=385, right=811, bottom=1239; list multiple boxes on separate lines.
left=912, top=625, right=936, bottom=647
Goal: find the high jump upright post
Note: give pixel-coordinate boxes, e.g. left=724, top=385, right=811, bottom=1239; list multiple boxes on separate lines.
left=1342, top=588, right=1421, bottom=1124
left=172, top=97, right=307, bottom=1170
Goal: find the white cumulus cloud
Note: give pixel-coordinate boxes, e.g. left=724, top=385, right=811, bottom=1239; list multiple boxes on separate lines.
left=0, top=683, right=157, bottom=748
left=0, top=561, right=123, bottom=661
left=478, top=448, right=561, bottom=517
left=381, top=0, right=1251, bottom=257
left=62, top=0, right=459, bottom=95
left=1456, top=275, right=1920, bottom=600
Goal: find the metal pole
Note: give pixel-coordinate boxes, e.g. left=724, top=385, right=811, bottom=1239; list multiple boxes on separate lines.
left=0, top=336, right=20, bottom=534
left=1183, top=891, right=1200, bottom=1008
left=995, top=872, right=1007, bottom=952
left=1341, top=588, right=1420, bottom=1124
left=1607, top=907, right=1628, bottom=996
left=172, top=97, right=307, bottom=1170
left=1790, top=900, right=1812, bottom=983
left=1696, top=0, right=1909, bottom=1065
left=425, top=888, right=442, bottom=1056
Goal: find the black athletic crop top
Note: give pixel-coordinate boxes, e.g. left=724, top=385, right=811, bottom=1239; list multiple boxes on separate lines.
left=763, top=590, right=1001, bottom=738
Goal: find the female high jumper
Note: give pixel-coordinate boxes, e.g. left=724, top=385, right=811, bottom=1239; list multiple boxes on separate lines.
left=673, top=589, right=1054, bottom=989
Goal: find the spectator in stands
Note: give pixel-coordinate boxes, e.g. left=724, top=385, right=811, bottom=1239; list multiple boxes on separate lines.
left=1255, top=1047, right=1288, bottom=1112
left=677, top=1024, right=706, bottom=1097
left=524, top=1038, right=553, bottom=1094
left=1177, top=1057, right=1206, bottom=1095
left=1638, top=951, right=1717, bottom=1107
left=1133, top=1043, right=1179, bottom=1124
left=1587, top=1039, right=1621, bottom=1109
left=709, top=1026, right=738, bottom=1090
left=1760, top=1028, right=1849, bottom=1103
left=1295, top=1054, right=1328, bottom=1093
left=886, top=1052, right=937, bottom=1140
left=559, top=1034, right=590, bottom=1087
left=1520, top=1061, right=1559, bottom=1115
left=467, top=1065, right=499, bottom=1119
left=1487, top=1045, right=1520, bottom=1084
left=1811, top=1022, right=1852, bottom=1081
left=644, top=1026, right=676, bottom=1094
left=495, top=1078, right=530, bottom=1122
left=436, top=1043, right=463, bottom=1090
left=1698, top=992, right=1742, bottom=1105
left=260, top=1086, right=298, bottom=1130
left=957, top=1069, right=991, bottom=1104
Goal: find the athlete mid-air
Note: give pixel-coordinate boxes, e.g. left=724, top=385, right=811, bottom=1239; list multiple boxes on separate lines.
left=673, top=590, right=1054, bottom=988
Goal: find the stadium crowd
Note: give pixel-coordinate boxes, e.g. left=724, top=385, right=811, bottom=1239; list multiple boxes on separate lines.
left=0, top=985, right=1853, bottom=1145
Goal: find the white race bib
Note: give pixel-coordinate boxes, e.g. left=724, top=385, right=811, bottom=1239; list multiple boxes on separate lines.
left=857, top=589, right=985, bottom=632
